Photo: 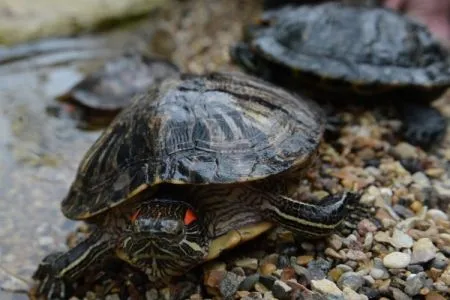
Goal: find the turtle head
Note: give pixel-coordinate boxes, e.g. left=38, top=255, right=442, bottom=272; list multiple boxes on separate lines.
left=117, top=199, right=209, bottom=282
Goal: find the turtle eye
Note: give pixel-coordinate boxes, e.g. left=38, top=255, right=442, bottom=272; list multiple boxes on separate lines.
left=183, top=208, right=197, bottom=225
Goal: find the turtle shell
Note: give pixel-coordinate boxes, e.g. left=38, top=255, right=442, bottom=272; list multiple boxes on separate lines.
left=62, top=72, right=324, bottom=220
left=245, top=3, right=450, bottom=92
left=57, top=51, right=180, bottom=110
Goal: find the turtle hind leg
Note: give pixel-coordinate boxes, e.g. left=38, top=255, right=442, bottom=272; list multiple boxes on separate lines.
left=262, top=192, right=360, bottom=239
left=32, top=230, right=114, bottom=300
left=397, top=101, right=447, bottom=150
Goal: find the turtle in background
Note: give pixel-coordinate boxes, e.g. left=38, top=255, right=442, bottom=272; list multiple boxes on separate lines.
left=32, top=72, right=359, bottom=299
left=47, top=50, right=180, bottom=129
left=231, top=2, right=450, bottom=149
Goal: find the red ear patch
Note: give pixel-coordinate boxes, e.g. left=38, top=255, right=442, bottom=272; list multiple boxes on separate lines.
left=184, top=209, right=197, bottom=225
left=130, top=209, right=141, bottom=223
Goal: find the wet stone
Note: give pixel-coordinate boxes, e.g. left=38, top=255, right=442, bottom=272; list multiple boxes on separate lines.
left=410, top=238, right=437, bottom=264
left=271, top=280, right=292, bottom=300
left=308, top=258, right=332, bottom=280
left=337, top=272, right=364, bottom=291
left=404, top=272, right=427, bottom=296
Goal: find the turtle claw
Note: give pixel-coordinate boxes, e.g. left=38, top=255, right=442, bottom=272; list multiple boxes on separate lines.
left=33, top=252, right=69, bottom=300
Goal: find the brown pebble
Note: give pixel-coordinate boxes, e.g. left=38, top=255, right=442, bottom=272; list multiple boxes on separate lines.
left=204, top=270, right=226, bottom=288
left=425, top=291, right=447, bottom=300
left=259, top=263, right=277, bottom=276
left=428, top=268, right=443, bottom=281
left=236, top=291, right=250, bottom=298
left=410, top=201, right=423, bottom=213
left=190, top=293, right=203, bottom=300
left=281, top=267, right=296, bottom=281
left=425, top=168, right=445, bottom=178
left=325, top=247, right=344, bottom=260
left=296, top=255, right=314, bottom=266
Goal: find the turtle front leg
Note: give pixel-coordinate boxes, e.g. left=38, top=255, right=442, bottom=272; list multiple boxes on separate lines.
left=261, top=192, right=360, bottom=239
left=396, top=101, right=447, bottom=149
left=32, top=230, right=114, bottom=300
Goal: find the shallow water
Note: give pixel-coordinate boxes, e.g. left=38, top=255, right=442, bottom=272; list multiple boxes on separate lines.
left=0, top=31, right=153, bottom=299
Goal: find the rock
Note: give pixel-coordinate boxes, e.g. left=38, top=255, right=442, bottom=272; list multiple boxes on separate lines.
left=329, top=267, right=344, bottom=282
left=359, top=287, right=380, bottom=300
left=325, top=247, right=345, bottom=259
left=259, top=275, right=276, bottom=290
left=410, top=238, right=437, bottom=264
left=412, top=172, right=430, bottom=187
left=280, top=267, right=296, bottom=281
left=146, top=289, right=159, bottom=300
left=393, top=204, right=415, bottom=219
left=391, top=229, right=414, bottom=249
left=311, top=279, right=345, bottom=300
left=357, top=219, right=378, bottom=236
left=342, top=286, right=368, bottom=300
left=308, top=258, right=332, bottom=280
left=291, top=262, right=311, bottom=285
left=426, top=209, right=449, bottom=222
left=271, top=280, right=292, bottom=300
left=328, top=234, right=343, bottom=250
left=219, top=272, right=244, bottom=298
left=297, top=255, right=314, bottom=266
left=392, top=142, right=418, bottom=160
left=439, top=266, right=450, bottom=286
left=433, top=181, right=450, bottom=199
left=383, top=252, right=411, bottom=269
left=425, top=291, right=448, bottom=300
left=235, top=258, right=258, bottom=270
left=238, top=273, right=260, bottom=291
left=259, top=263, right=277, bottom=276
left=370, top=267, right=389, bottom=280
left=405, top=272, right=427, bottom=296
left=346, top=250, right=367, bottom=261
left=431, top=253, right=449, bottom=270
left=391, top=287, right=412, bottom=300
left=337, top=272, right=365, bottom=291
left=406, top=264, right=424, bottom=274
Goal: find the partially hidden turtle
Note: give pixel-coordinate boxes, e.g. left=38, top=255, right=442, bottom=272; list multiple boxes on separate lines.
left=231, top=2, right=450, bottom=149
left=33, top=72, right=358, bottom=299
left=48, top=50, right=179, bottom=129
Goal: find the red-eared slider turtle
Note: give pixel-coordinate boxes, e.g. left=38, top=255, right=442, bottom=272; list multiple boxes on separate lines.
left=32, top=72, right=357, bottom=299
left=231, top=2, right=450, bottom=149
left=48, top=51, right=179, bottom=129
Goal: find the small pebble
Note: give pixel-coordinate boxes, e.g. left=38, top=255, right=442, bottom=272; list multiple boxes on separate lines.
left=259, top=275, right=276, bottom=289
left=337, top=272, right=365, bottom=291
left=383, top=252, right=411, bottom=269
left=392, top=142, right=418, bottom=160
left=308, top=258, right=332, bottom=280
left=271, top=280, right=292, bottom=300
left=410, top=238, right=437, bottom=264
left=259, top=263, right=276, bottom=276
left=311, top=279, right=344, bottom=300
left=390, top=229, right=414, bottom=249
left=431, top=253, right=449, bottom=270
left=235, top=258, right=258, bottom=270
left=405, top=272, right=427, bottom=296
left=238, top=273, right=260, bottom=291
left=426, top=209, right=448, bottom=222
left=296, top=255, right=314, bottom=266
left=346, top=249, right=367, bottom=261
left=219, top=272, right=244, bottom=298
left=342, top=286, right=368, bottom=300
left=391, top=287, right=412, bottom=300
left=328, top=234, right=343, bottom=250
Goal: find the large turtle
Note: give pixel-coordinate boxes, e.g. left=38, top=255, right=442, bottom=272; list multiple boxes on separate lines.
left=32, top=72, right=357, bottom=299
left=231, top=2, right=450, bottom=149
